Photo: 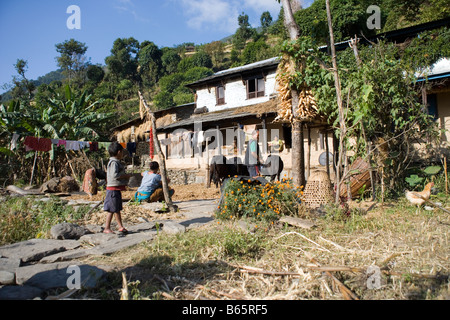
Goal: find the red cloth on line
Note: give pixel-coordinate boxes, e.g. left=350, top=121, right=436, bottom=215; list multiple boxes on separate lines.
left=89, top=141, right=98, bottom=151
left=24, top=136, right=52, bottom=152
left=149, top=127, right=154, bottom=159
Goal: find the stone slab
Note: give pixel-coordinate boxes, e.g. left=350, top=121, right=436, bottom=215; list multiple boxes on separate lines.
left=89, top=231, right=157, bottom=256
left=0, top=239, right=81, bottom=263
left=0, top=257, right=21, bottom=272
left=15, top=261, right=105, bottom=290
left=0, top=285, right=44, bottom=300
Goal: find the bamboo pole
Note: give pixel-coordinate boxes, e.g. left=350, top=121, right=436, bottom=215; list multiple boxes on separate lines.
left=326, top=0, right=346, bottom=204
left=444, top=156, right=448, bottom=194
left=29, top=151, right=38, bottom=186
left=138, top=91, right=175, bottom=212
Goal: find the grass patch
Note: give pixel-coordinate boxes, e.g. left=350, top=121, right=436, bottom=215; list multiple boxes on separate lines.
left=0, top=195, right=90, bottom=245
left=78, top=197, right=449, bottom=300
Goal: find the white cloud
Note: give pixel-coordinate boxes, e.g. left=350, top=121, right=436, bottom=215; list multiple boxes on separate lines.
left=178, top=0, right=282, bottom=34
left=179, top=0, right=239, bottom=33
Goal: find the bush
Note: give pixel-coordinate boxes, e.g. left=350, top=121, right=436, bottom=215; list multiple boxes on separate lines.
left=215, top=178, right=303, bottom=222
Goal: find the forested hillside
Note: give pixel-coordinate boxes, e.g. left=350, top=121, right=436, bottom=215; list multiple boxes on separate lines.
left=1, top=0, right=449, bottom=133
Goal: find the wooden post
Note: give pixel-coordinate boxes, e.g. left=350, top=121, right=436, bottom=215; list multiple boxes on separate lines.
left=299, top=121, right=306, bottom=186
left=444, top=156, right=448, bottom=194
left=306, top=124, right=311, bottom=180
left=138, top=91, right=175, bottom=212
left=326, top=0, right=346, bottom=204
left=29, top=151, right=38, bottom=186
left=206, top=137, right=211, bottom=188
left=325, top=130, right=330, bottom=179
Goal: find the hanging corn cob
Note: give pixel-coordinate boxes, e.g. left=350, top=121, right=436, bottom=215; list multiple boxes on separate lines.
left=275, top=55, right=318, bottom=123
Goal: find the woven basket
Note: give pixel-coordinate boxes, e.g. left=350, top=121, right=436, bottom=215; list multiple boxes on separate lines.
left=302, top=170, right=334, bottom=209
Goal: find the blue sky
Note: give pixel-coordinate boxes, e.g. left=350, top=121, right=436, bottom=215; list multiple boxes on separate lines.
left=0, top=0, right=314, bottom=94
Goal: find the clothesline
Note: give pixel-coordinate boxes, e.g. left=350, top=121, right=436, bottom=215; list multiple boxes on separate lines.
left=10, top=133, right=113, bottom=153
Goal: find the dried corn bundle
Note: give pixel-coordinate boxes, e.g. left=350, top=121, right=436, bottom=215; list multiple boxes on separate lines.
left=275, top=56, right=318, bottom=123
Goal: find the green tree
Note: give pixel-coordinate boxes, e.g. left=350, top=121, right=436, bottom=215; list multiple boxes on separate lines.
left=153, top=91, right=174, bottom=110
left=138, top=41, right=163, bottom=87
left=105, top=37, right=140, bottom=83
left=233, top=12, right=256, bottom=51
left=241, top=39, right=275, bottom=64
left=11, top=59, right=35, bottom=102
left=86, top=65, right=105, bottom=84
left=161, top=48, right=181, bottom=74
left=55, top=39, right=88, bottom=85
left=260, top=11, right=273, bottom=32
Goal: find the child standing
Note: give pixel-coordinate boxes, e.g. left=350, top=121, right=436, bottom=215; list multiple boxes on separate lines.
left=103, top=142, right=131, bottom=234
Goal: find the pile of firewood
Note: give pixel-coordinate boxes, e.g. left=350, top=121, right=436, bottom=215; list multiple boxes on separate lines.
left=275, top=56, right=318, bottom=122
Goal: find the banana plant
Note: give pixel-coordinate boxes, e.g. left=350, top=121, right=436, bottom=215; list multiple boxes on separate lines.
left=40, top=84, right=113, bottom=140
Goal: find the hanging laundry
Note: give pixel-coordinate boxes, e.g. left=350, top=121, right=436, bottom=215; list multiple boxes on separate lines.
left=78, top=141, right=89, bottom=149
left=23, top=136, right=52, bottom=152
left=127, top=142, right=136, bottom=155
left=89, top=141, right=98, bottom=151
left=57, top=140, right=67, bottom=147
left=10, top=133, right=20, bottom=150
left=50, top=139, right=59, bottom=145
left=65, top=140, right=80, bottom=151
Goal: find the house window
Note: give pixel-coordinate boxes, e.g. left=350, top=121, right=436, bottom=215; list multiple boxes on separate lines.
left=427, top=94, right=438, bottom=121
left=246, top=77, right=265, bottom=99
left=216, top=84, right=225, bottom=105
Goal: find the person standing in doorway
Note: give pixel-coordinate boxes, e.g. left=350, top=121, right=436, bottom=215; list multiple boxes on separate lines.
left=244, top=130, right=263, bottom=178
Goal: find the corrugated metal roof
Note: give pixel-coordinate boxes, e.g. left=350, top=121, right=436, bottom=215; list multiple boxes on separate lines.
left=185, top=57, right=280, bottom=88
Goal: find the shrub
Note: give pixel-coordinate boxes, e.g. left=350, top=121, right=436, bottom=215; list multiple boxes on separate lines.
left=215, top=178, right=303, bottom=222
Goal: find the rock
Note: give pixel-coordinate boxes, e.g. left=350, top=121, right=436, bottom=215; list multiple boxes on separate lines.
left=161, top=221, right=186, bottom=234
left=279, top=216, right=316, bottom=229
left=84, top=224, right=103, bottom=234
left=236, top=220, right=257, bottom=233
left=39, top=248, right=95, bottom=263
left=0, top=239, right=80, bottom=263
left=127, top=222, right=156, bottom=233
left=0, top=285, right=43, bottom=300
left=137, top=217, right=149, bottom=223
left=50, top=222, right=91, bottom=240
left=79, top=233, right=118, bottom=246
left=0, top=257, right=21, bottom=272
left=0, top=270, right=15, bottom=285
left=39, top=177, right=61, bottom=193
left=89, top=231, right=157, bottom=256
left=15, top=261, right=105, bottom=290
left=128, top=173, right=143, bottom=188
left=140, top=202, right=164, bottom=211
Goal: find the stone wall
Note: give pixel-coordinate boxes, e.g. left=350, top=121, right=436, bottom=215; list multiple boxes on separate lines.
left=167, top=169, right=204, bottom=185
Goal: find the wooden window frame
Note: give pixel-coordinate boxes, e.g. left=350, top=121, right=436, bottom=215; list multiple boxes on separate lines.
left=216, top=84, right=225, bottom=105
left=246, top=76, right=265, bottom=99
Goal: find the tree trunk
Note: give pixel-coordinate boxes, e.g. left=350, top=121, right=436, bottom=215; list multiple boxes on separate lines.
left=138, top=91, right=175, bottom=212
left=280, top=0, right=303, bottom=187
left=325, top=0, right=346, bottom=204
